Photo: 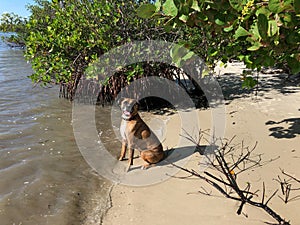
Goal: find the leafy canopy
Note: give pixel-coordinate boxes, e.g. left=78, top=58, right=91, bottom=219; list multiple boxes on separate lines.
left=24, top=0, right=180, bottom=101
left=138, top=0, right=300, bottom=75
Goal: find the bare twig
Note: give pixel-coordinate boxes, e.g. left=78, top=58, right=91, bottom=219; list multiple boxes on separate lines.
left=274, top=169, right=300, bottom=204
left=281, top=169, right=300, bottom=183
left=176, top=131, right=290, bottom=225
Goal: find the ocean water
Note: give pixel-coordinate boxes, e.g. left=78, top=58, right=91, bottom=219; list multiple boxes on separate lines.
left=0, top=33, right=112, bottom=225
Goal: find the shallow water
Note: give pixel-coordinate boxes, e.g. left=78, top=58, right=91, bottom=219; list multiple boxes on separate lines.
left=0, top=33, right=112, bottom=225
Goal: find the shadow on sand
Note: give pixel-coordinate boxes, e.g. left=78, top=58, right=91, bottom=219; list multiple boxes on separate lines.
left=158, top=144, right=217, bottom=167
left=265, top=118, right=300, bottom=139
left=127, top=145, right=218, bottom=172
left=217, top=71, right=300, bottom=103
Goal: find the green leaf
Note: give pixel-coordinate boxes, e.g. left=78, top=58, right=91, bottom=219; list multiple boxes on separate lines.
left=229, top=0, right=246, bottom=12
left=224, top=25, right=234, bottom=32
left=283, top=14, right=292, bottom=24
left=164, top=17, right=176, bottom=32
left=268, top=20, right=279, bottom=36
left=170, top=44, right=191, bottom=66
left=210, top=50, right=219, bottom=57
left=239, top=55, right=253, bottom=65
left=268, top=0, right=282, bottom=13
left=191, top=0, right=201, bottom=12
left=247, top=42, right=263, bottom=51
left=137, top=4, right=156, bottom=19
left=179, top=14, right=189, bottom=23
left=263, top=55, right=275, bottom=67
left=215, top=18, right=225, bottom=26
left=163, top=0, right=178, bottom=17
left=249, top=23, right=260, bottom=40
left=234, top=26, right=250, bottom=39
left=283, top=0, right=294, bottom=10
left=154, top=0, right=162, bottom=12
left=256, top=6, right=271, bottom=17
left=242, top=76, right=258, bottom=89
left=163, top=22, right=173, bottom=32
left=287, top=56, right=300, bottom=74
left=257, top=14, right=268, bottom=40
left=215, top=13, right=227, bottom=26
left=170, top=44, right=185, bottom=63
left=182, top=51, right=196, bottom=61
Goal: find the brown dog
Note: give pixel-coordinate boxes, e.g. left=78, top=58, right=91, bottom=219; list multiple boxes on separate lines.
left=118, top=98, right=165, bottom=171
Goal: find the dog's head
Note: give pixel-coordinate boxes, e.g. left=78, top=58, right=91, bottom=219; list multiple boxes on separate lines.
left=119, top=98, right=139, bottom=120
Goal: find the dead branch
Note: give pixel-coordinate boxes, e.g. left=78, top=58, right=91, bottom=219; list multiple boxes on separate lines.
left=280, top=169, right=300, bottom=184
left=176, top=131, right=290, bottom=225
left=274, top=169, right=300, bottom=204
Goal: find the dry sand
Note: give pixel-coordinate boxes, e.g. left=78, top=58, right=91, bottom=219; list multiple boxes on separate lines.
left=102, top=64, right=300, bottom=225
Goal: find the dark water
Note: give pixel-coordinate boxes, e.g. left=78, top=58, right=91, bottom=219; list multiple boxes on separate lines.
left=0, top=33, right=111, bottom=225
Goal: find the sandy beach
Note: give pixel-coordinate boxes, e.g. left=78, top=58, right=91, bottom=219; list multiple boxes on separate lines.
left=101, top=64, right=300, bottom=225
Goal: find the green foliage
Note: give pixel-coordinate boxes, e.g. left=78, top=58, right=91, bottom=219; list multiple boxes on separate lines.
left=138, top=0, right=300, bottom=88
left=25, top=0, right=116, bottom=86
left=162, top=0, right=178, bottom=17
left=0, top=34, right=25, bottom=47
left=242, top=76, right=258, bottom=89
left=23, top=0, right=300, bottom=95
left=0, top=12, right=27, bottom=32
left=170, top=43, right=196, bottom=67
left=137, top=4, right=157, bottom=18
left=0, top=12, right=28, bottom=46
left=25, top=0, right=178, bottom=97
left=125, top=63, right=144, bottom=83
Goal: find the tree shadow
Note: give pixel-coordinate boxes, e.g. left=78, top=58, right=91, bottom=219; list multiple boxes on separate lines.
left=216, top=70, right=300, bottom=103
left=265, top=118, right=300, bottom=139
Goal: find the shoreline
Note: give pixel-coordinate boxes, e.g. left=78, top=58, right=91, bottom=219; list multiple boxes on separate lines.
left=100, top=65, right=300, bottom=225
left=81, top=179, right=114, bottom=225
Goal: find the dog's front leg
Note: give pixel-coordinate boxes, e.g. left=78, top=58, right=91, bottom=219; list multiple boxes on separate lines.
left=119, top=140, right=127, bottom=161
left=126, top=148, right=134, bottom=172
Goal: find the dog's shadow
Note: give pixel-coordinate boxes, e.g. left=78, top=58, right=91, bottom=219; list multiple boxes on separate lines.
left=160, top=145, right=217, bottom=166
left=128, top=145, right=217, bottom=172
